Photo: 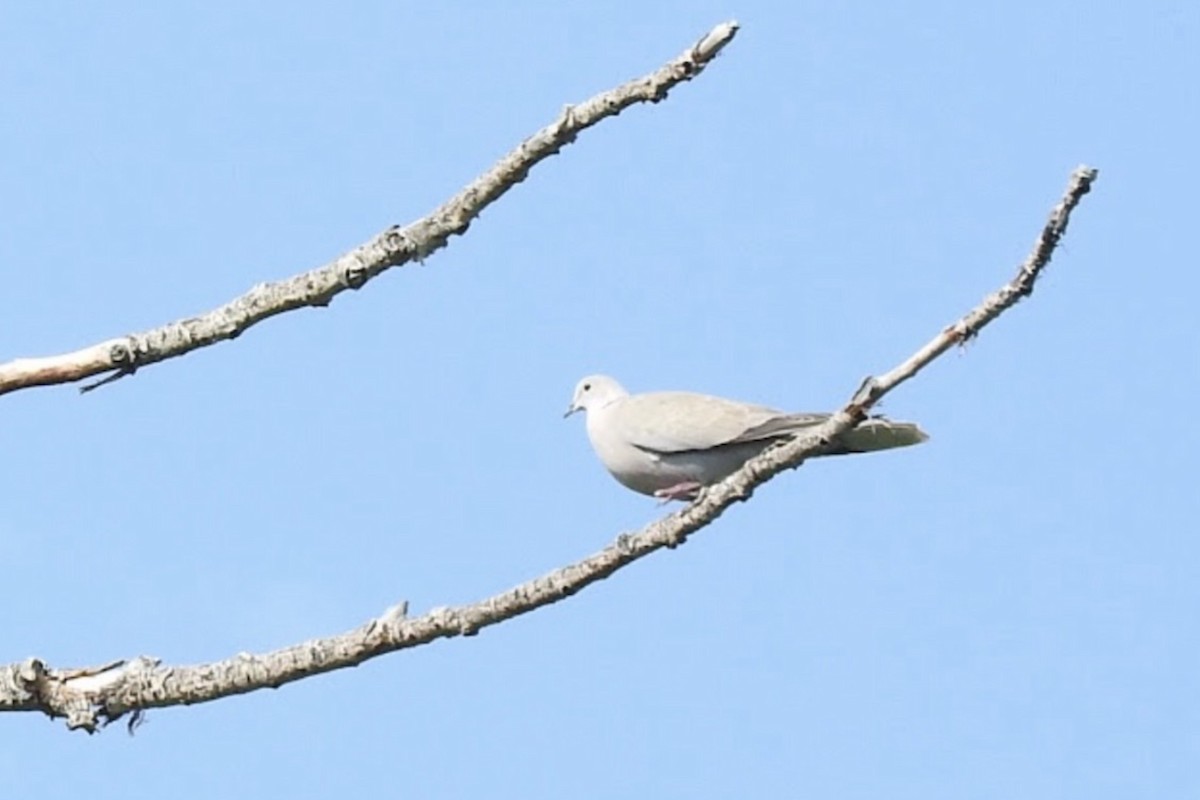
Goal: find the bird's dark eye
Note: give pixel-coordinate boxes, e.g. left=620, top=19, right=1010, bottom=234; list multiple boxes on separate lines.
left=583, top=383, right=591, bottom=392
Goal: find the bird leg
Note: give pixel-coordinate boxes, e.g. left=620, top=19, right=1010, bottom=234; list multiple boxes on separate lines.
left=653, top=481, right=704, bottom=503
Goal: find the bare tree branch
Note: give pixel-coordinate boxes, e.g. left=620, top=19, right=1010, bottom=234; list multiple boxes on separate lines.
left=0, top=166, right=1097, bottom=732
left=0, top=20, right=740, bottom=398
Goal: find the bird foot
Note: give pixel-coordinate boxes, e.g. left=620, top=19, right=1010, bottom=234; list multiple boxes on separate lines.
left=653, top=481, right=704, bottom=503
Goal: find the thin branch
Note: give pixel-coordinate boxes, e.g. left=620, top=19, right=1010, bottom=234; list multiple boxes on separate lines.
left=0, top=20, right=741, bottom=398
left=0, top=166, right=1097, bottom=732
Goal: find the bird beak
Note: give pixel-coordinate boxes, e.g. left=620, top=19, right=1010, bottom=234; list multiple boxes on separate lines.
left=563, top=405, right=579, bottom=419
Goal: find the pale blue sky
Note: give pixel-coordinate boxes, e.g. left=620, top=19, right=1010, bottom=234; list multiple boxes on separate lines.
left=2, top=2, right=1197, bottom=797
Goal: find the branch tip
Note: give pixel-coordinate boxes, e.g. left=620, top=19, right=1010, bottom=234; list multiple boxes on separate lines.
left=694, top=20, right=740, bottom=58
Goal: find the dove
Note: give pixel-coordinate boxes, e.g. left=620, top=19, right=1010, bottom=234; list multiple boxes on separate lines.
left=564, top=374, right=928, bottom=500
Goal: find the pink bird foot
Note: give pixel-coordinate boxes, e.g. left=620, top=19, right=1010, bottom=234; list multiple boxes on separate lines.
left=653, top=481, right=704, bottom=503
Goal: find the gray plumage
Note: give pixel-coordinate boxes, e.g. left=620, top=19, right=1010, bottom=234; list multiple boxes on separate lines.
left=565, top=374, right=928, bottom=500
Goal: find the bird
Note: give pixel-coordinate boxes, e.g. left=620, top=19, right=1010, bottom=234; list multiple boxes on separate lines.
left=565, top=374, right=928, bottom=500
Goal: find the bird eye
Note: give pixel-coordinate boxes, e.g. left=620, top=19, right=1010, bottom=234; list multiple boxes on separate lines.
left=583, top=383, right=591, bottom=392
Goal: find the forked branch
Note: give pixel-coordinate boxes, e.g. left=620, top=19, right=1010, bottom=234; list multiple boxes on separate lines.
left=0, top=166, right=1097, bottom=732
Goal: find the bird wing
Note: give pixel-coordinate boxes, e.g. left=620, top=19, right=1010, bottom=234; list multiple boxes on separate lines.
left=614, top=391, right=808, bottom=455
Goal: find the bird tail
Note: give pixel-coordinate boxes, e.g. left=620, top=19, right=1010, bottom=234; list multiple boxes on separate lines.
left=834, top=418, right=929, bottom=453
